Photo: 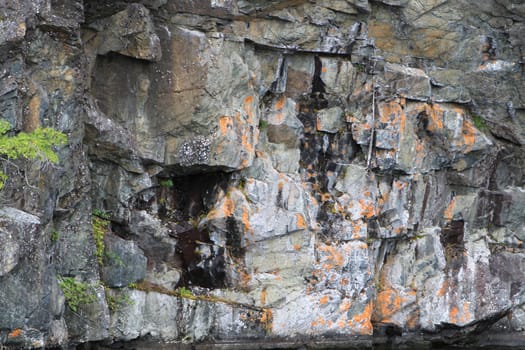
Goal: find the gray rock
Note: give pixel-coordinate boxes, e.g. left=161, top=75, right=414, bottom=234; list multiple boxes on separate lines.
left=384, top=62, right=431, bottom=101
left=0, top=208, right=40, bottom=276
left=316, top=107, right=344, bottom=134
left=101, top=233, right=147, bottom=288
left=87, top=3, right=161, bottom=61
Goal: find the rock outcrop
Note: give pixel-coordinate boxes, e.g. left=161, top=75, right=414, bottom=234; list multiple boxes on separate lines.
left=1, top=0, right=525, bottom=348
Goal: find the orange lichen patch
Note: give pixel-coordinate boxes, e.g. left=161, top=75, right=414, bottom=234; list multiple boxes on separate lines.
left=450, top=303, right=473, bottom=324
left=322, top=263, right=334, bottom=270
left=219, top=116, right=233, bottom=135
left=275, top=95, right=286, bottom=110
left=316, top=117, right=322, bottom=131
left=373, top=289, right=402, bottom=323
left=449, top=305, right=459, bottom=323
left=425, top=103, right=445, bottom=132
left=241, top=134, right=254, bottom=153
left=242, top=207, right=251, bottom=232
left=240, top=271, right=252, bottom=287
left=338, top=319, right=347, bottom=328
left=296, top=213, right=307, bottom=230
left=460, top=120, right=476, bottom=152
left=339, top=300, right=352, bottom=312
left=392, top=226, right=403, bottom=235
left=393, top=180, right=407, bottom=190
left=437, top=281, right=448, bottom=297
left=260, top=308, right=273, bottom=332
left=378, top=100, right=404, bottom=126
left=260, top=289, right=268, bottom=305
left=352, top=223, right=364, bottom=239
left=293, top=244, right=301, bottom=251
left=444, top=197, right=456, bottom=220
left=462, top=302, right=472, bottom=323
left=318, top=244, right=345, bottom=266
left=358, top=199, right=376, bottom=219
left=241, top=158, right=250, bottom=168
left=277, top=181, right=284, bottom=191
left=8, top=329, right=22, bottom=338
left=321, top=66, right=327, bottom=73
left=348, top=302, right=373, bottom=335
left=319, top=295, right=330, bottom=305
left=243, top=96, right=254, bottom=122
left=223, top=197, right=235, bottom=217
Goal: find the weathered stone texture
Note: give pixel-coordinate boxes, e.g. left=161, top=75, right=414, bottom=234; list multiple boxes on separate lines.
left=1, top=0, right=525, bottom=348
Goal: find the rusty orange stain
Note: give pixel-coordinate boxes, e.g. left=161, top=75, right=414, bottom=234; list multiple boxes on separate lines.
left=444, top=197, right=456, bottom=220
left=321, top=66, right=327, bottom=73
left=437, top=281, right=448, bottom=297
left=316, top=117, right=322, bottom=131
left=242, top=207, right=251, bottom=232
left=461, top=120, right=476, bottom=151
left=275, top=95, right=286, bottom=110
left=260, top=308, right=273, bottom=325
left=358, top=199, right=376, bottom=219
left=449, top=305, right=459, bottom=323
left=320, top=295, right=329, bottom=305
left=425, top=103, right=444, bottom=132
left=318, top=244, right=345, bottom=266
left=339, top=300, right=352, bottom=312
left=223, top=197, right=235, bottom=217
left=8, top=329, right=22, bottom=338
left=241, top=134, right=254, bottom=153
left=296, top=214, right=307, bottom=230
left=462, top=302, right=472, bottom=323
left=348, top=302, right=373, bottom=335
left=293, top=244, right=301, bottom=251
left=243, top=96, right=254, bottom=122
left=374, top=289, right=402, bottom=323
left=352, top=224, right=363, bottom=239
left=260, top=289, right=267, bottom=305
left=219, top=116, right=232, bottom=135
left=240, top=271, right=251, bottom=286
left=322, top=263, right=334, bottom=270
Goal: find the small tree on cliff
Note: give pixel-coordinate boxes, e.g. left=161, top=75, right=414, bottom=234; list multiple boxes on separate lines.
left=0, top=120, right=67, bottom=189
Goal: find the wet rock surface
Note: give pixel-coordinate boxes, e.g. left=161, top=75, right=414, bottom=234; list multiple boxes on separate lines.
left=0, top=0, right=525, bottom=348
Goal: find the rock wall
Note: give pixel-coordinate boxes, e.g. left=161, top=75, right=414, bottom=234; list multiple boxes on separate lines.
left=1, top=0, right=524, bottom=348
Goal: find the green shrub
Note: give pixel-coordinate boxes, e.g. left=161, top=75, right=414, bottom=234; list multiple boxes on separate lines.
left=93, top=208, right=110, bottom=219
left=177, top=286, right=194, bottom=298
left=472, top=114, right=488, bottom=131
left=159, top=179, right=174, bottom=188
left=57, top=276, right=96, bottom=312
left=51, top=230, right=60, bottom=242
left=105, top=287, right=134, bottom=312
left=0, top=120, right=67, bottom=189
left=92, top=213, right=109, bottom=265
left=259, top=120, right=268, bottom=131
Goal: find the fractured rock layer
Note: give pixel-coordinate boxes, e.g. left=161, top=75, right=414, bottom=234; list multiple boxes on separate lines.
left=0, top=0, right=524, bottom=348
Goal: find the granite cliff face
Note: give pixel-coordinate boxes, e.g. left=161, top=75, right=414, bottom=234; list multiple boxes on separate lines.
left=1, top=0, right=525, bottom=348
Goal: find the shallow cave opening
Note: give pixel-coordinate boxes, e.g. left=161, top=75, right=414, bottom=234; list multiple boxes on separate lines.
left=154, top=171, right=231, bottom=289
